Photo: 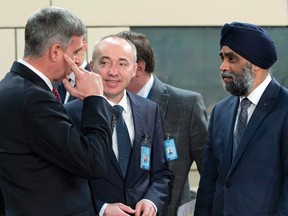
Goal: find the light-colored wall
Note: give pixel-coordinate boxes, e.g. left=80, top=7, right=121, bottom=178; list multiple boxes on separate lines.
left=1, top=0, right=287, bottom=79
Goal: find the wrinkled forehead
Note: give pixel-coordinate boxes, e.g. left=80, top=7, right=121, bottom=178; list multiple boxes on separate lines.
left=96, top=37, right=135, bottom=60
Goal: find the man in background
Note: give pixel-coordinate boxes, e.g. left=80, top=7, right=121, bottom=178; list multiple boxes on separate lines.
left=117, top=31, right=208, bottom=216
left=56, top=36, right=90, bottom=103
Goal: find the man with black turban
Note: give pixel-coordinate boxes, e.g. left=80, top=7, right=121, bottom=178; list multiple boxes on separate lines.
left=194, top=22, right=288, bottom=216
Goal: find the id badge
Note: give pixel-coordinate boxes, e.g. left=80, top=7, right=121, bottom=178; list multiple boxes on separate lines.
left=164, top=134, right=178, bottom=161
left=140, top=133, right=151, bottom=170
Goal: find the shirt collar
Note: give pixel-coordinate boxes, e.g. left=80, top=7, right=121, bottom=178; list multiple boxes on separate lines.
left=18, top=59, right=53, bottom=90
left=241, top=73, right=272, bottom=106
left=107, top=90, right=129, bottom=113
left=79, top=60, right=88, bottom=69
left=137, top=74, right=154, bottom=98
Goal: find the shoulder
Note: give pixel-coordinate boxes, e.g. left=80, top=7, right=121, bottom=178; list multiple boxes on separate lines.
left=128, top=91, right=158, bottom=107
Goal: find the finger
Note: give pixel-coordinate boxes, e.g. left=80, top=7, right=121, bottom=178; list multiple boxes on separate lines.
left=62, top=78, right=74, bottom=95
left=134, top=203, right=142, bottom=216
left=63, top=54, right=82, bottom=77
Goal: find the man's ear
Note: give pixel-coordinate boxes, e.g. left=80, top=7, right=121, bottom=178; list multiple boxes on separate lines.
left=135, top=60, right=146, bottom=77
left=252, top=64, right=261, bottom=72
left=49, top=44, right=62, bottom=62
left=83, top=41, right=88, bottom=52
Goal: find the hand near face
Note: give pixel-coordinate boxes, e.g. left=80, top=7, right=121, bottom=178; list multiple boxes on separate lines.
left=63, top=55, right=104, bottom=100
left=104, top=203, right=136, bottom=216
left=135, top=200, right=156, bottom=216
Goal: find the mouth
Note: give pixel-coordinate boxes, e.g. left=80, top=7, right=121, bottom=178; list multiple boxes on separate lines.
left=222, top=73, right=233, bottom=82
left=105, top=79, right=120, bottom=87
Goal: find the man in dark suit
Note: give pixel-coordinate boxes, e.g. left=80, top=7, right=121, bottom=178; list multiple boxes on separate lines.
left=194, top=22, right=288, bottom=215
left=56, top=36, right=91, bottom=104
left=0, top=7, right=114, bottom=216
left=65, top=35, right=173, bottom=216
left=117, top=31, right=208, bottom=216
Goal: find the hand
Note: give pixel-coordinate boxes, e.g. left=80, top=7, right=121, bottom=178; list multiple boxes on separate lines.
left=63, top=54, right=104, bottom=100
left=135, top=200, right=156, bottom=216
left=104, top=203, right=136, bottom=216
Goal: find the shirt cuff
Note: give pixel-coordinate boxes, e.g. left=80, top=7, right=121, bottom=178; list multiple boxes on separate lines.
left=141, top=199, right=157, bottom=213
left=99, top=203, right=109, bottom=216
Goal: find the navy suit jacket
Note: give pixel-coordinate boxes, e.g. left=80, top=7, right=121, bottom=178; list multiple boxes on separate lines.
left=0, top=62, right=113, bottom=216
left=194, top=78, right=288, bottom=216
left=65, top=92, right=173, bottom=215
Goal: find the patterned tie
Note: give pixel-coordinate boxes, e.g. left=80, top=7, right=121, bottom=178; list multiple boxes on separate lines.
left=52, top=87, right=62, bottom=103
left=114, top=105, right=131, bottom=176
left=233, top=98, right=251, bottom=159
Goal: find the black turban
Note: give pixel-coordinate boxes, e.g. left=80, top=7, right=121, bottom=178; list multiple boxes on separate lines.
left=220, top=22, right=277, bottom=69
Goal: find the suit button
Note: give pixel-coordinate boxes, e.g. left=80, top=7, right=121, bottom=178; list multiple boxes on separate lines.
left=225, top=180, right=232, bottom=188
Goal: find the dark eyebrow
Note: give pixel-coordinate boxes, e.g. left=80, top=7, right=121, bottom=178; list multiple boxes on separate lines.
left=74, top=47, right=83, bottom=54
left=219, top=51, right=237, bottom=58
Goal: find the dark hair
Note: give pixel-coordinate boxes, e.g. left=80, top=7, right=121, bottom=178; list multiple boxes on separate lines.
left=117, top=31, right=155, bottom=73
left=24, top=6, right=86, bottom=57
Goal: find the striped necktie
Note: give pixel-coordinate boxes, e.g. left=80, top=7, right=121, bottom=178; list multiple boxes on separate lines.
left=233, top=98, right=251, bottom=159
left=114, top=105, right=131, bottom=176
left=52, top=87, right=62, bottom=103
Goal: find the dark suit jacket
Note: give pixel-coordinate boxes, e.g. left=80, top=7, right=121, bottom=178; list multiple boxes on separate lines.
left=194, top=78, right=288, bottom=216
left=0, top=61, right=113, bottom=216
left=150, top=75, right=207, bottom=216
left=65, top=92, right=173, bottom=215
left=57, top=63, right=90, bottom=103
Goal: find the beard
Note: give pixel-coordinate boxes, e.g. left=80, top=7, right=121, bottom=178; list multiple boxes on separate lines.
left=222, top=63, right=254, bottom=96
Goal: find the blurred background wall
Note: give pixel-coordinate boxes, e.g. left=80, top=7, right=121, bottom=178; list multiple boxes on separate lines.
left=1, top=0, right=287, bottom=191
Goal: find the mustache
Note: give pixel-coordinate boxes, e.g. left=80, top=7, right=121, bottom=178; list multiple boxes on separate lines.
left=221, top=71, right=236, bottom=79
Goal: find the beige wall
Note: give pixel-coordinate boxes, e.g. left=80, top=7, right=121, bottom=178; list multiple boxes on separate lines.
left=1, top=0, right=287, bottom=78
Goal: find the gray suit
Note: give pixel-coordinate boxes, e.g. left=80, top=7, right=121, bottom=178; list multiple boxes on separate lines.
left=150, top=75, right=208, bottom=216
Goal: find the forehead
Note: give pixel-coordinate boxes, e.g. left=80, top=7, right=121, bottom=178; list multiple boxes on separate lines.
left=96, top=37, right=134, bottom=60
left=220, top=46, right=241, bottom=58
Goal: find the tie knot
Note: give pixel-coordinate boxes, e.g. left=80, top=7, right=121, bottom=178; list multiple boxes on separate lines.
left=241, top=98, right=251, bottom=110
left=114, top=105, right=124, bottom=115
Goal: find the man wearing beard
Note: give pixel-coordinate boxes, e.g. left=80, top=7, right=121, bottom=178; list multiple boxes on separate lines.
left=194, top=22, right=288, bottom=216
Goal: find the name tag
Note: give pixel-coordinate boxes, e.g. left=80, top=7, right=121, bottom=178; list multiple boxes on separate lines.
left=164, top=135, right=178, bottom=161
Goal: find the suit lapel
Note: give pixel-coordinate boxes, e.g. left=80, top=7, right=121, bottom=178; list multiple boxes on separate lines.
left=150, top=75, right=169, bottom=123
left=228, top=79, right=280, bottom=175
left=125, top=92, right=145, bottom=185
left=223, top=97, right=239, bottom=174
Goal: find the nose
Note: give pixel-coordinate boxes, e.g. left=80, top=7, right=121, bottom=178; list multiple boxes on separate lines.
left=219, top=60, right=229, bottom=72
left=108, top=65, right=118, bottom=76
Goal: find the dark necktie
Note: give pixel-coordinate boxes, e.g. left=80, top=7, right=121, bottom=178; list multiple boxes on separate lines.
left=114, top=105, right=131, bottom=176
left=233, top=98, right=251, bottom=159
left=52, top=87, right=62, bottom=103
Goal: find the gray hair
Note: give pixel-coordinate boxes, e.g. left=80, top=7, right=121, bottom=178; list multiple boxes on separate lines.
left=91, top=35, right=137, bottom=64
left=24, top=6, right=86, bottom=57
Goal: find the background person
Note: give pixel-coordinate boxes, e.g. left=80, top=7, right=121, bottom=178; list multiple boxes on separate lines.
left=56, top=36, right=90, bottom=104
